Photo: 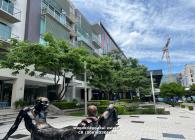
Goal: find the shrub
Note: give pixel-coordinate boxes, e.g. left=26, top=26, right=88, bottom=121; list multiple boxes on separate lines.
left=114, top=105, right=126, bottom=115
left=141, top=105, right=154, bottom=109
left=132, top=96, right=140, bottom=102
left=119, top=99, right=132, bottom=103
left=165, top=102, right=181, bottom=107
left=156, top=108, right=167, bottom=114
left=99, top=100, right=109, bottom=105
left=134, top=108, right=167, bottom=115
left=14, top=99, right=28, bottom=109
left=140, top=108, right=155, bottom=114
left=127, top=103, right=139, bottom=111
left=181, top=104, right=185, bottom=108
left=97, top=105, right=107, bottom=114
left=87, top=102, right=100, bottom=106
left=52, top=101, right=77, bottom=109
left=72, top=99, right=78, bottom=104
left=188, top=106, right=194, bottom=111
left=90, top=100, right=109, bottom=105
left=97, top=105, right=126, bottom=115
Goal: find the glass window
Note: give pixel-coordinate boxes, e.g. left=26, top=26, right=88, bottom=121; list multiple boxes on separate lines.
left=0, top=22, right=11, bottom=41
left=55, top=10, right=60, bottom=21
left=60, top=15, right=66, bottom=24
left=40, top=18, right=46, bottom=34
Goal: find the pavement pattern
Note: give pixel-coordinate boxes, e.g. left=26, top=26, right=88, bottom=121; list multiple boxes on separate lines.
left=0, top=104, right=195, bottom=140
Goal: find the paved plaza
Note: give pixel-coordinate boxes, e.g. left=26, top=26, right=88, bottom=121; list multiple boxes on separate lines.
left=0, top=104, right=195, bottom=140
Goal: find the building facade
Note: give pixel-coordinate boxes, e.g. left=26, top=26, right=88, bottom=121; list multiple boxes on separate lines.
left=0, top=0, right=126, bottom=108
left=160, top=73, right=182, bottom=85
left=180, top=64, right=195, bottom=88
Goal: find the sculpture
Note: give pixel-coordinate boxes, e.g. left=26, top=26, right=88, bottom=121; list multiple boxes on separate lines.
left=2, top=97, right=118, bottom=140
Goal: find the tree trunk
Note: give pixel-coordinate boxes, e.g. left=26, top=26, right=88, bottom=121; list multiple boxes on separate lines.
left=59, top=75, right=74, bottom=100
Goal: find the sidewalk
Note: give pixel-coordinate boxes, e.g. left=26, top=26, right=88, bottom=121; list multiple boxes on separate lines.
left=0, top=105, right=195, bottom=140
left=106, top=105, right=195, bottom=140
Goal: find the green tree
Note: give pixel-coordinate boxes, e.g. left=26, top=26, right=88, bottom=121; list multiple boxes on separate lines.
left=86, top=56, right=114, bottom=99
left=189, top=84, right=195, bottom=96
left=87, top=50, right=150, bottom=99
left=0, top=33, right=89, bottom=100
left=160, top=83, right=185, bottom=98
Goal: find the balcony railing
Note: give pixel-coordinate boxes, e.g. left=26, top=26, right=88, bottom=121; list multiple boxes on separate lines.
left=66, top=13, right=76, bottom=23
left=94, top=48, right=103, bottom=56
left=0, top=0, right=21, bottom=23
left=92, top=34, right=101, bottom=48
left=77, top=31, right=93, bottom=48
left=41, top=5, right=72, bottom=31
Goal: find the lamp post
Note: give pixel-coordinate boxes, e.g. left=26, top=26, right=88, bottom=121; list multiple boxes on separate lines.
left=150, top=71, right=157, bottom=113
left=84, top=61, right=87, bottom=116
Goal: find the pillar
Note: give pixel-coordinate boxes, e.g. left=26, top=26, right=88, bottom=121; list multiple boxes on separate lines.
left=72, top=86, right=76, bottom=99
left=11, top=77, right=25, bottom=108
left=88, top=88, right=92, bottom=101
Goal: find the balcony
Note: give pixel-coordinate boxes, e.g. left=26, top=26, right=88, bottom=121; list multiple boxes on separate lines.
left=92, top=34, right=101, bottom=48
left=41, top=5, right=72, bottom=32
left=93, top=48, right=103, bottom=56
left=66, top=13, right=76, bottom=23
left=0, top=0, right=21, bottom=23
left=77, top=31, right=93, bottom=48
left=69, top=30, right=77, bottom=37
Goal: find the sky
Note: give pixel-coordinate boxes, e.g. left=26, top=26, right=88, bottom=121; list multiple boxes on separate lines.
left=71, top=0, right=195, bottom=74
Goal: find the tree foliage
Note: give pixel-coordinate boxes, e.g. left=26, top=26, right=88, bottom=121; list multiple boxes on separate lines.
left=1, top=33, right=150, bottom=100
left=160, top=82, right=185, bottom=98
left=189, top=84, right=195, bottom=96
left=1, top=33, right=89, bottom=100
left=86, top=50, right=150, bottom=98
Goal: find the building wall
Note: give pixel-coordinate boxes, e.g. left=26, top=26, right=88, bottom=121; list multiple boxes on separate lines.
left=24, top=0, right=41, bottom=42
left=99, top=22, right=126, bottom=59
left=12, top=0, right=27, bottom=40
left=0, top=0, right=125, bottom=108
left=181, top=64, right=195, bottom=87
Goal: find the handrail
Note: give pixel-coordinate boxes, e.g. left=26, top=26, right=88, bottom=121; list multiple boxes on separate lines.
left=41, top=2, right=72, bottom=31
left=0, top=0, right=21, bottom=20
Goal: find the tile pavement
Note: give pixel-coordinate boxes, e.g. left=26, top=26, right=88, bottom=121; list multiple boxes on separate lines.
left=0, top=104, right=195, bottom=140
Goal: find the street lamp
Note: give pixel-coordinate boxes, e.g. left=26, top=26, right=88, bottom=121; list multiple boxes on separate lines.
left=84, top=61, right=87, bottom=116
left=150, top=71, right=157, bottom=113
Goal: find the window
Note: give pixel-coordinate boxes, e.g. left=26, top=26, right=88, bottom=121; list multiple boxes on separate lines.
left=55, top=10, right=60, bottom=21
left=40, top=18, right=46, bottom=34
left=0, top=22, right=11, bottom=41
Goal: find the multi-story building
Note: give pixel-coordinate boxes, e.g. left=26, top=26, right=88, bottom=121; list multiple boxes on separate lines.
left=0, top=0, right=126, bottom=108
left=0, top=0, right=28, bottom=108
left=75, top=9, right=102, bottom=56
left=160, top=73, right=182, bottom=85
left=180, top=64, right=195, bottom=87
left=99, top=22, right=126, bottom=59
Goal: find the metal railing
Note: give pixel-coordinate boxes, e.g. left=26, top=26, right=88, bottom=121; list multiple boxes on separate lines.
left=67, top=13, right=76, bottom=22
left=94, top=48, right=103, bottom=56
left=0, top=0, right=21, bottom=20
left=77, top=32, right=93, bottom=47
left=41, top=3, right=72, bottom=31
left=92, top=33, right=101, bottom=47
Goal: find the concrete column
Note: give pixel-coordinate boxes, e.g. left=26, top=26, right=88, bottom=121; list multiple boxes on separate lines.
left=11, top=78, right=25, bottom=108
left=72, top=86, right=76, bottom=99
left=88, top=88, right=92, bottom=101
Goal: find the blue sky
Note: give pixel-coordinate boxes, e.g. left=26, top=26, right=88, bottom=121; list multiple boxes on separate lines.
left=71, top=0, right=195, bottom=74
